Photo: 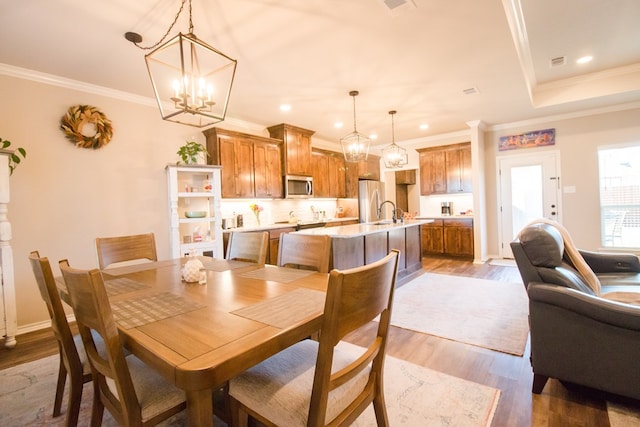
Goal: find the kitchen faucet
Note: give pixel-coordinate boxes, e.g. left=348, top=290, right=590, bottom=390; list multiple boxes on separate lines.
left=377, top=200, right=399, bottom=223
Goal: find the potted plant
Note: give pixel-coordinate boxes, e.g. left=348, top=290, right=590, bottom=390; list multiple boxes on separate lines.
left=1, top=137, right=26, bottom=175
left=177, top=140, right=209, bottom=165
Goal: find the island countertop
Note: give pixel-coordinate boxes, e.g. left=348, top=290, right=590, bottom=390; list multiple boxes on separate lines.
left=293, top=219, right=432, bottom=238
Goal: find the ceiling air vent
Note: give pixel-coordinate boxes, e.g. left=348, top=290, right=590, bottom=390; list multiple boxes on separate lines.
left=462, top=87, right=479, bottom=95
left=380, top=0, right=416, bottom=15
left=550, top=56, right=566, bottom=67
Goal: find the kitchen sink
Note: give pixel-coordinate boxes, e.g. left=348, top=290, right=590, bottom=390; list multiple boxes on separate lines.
left=369, top=220, right=394, bottom=225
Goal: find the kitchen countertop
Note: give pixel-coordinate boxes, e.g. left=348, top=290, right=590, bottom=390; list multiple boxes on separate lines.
left=222, top=217, right=359, bottom=233
left=293, top=219, right=432, bottom=238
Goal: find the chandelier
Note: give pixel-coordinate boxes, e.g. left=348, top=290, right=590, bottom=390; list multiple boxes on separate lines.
left=340, top=91, right=370, bottom=162
left=125, top=0, right=237, bottom=127
left=381, top=110, right=408, bottom=168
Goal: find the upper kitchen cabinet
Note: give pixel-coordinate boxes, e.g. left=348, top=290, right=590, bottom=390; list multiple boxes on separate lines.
left=203, top=127, right=283, bottom=198
left=267, top=123, right=314, bottom=176
left=418, top=142, right=471, bottom=195
left=395, top=169, right=416, bottom=185
left=312, top=148, right=346, bottom=198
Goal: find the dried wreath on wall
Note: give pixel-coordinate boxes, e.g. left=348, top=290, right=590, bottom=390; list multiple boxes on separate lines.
left=60, top=105, right=113, bottom=149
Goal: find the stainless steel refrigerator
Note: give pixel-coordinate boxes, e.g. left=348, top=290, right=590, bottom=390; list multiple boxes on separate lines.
left=358, top=180, right=385, bottom=223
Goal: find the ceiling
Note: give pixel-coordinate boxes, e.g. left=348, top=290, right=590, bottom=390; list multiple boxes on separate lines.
left=1, top=0, right=639, bottom=147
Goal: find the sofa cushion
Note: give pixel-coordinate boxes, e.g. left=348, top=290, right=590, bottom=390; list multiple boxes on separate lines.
left=519, top=223, right=565, bottom=268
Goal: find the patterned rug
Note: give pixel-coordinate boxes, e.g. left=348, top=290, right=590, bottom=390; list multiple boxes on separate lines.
left=389, top=272, right=529, bottom=356
left=0, top=344, right=500, bottom=426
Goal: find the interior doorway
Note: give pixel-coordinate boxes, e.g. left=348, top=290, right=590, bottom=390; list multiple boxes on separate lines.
left=498, top=151, right=561, bottom=258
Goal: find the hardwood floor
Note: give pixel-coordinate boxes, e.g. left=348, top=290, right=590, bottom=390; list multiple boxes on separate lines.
left=1, top=256, right=637, bottom=426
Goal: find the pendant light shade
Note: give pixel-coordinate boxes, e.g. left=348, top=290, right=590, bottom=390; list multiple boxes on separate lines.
left=341, top=91, right=370, bottom=162
left=126, top=0, right=237, bottom=128
left=382, top=110, right=408, bottom=168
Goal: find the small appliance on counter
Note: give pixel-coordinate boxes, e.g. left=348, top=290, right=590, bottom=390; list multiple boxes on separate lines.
left=221, top=217, right=236, bottom=230
left=441, top=201, right=453, bottom=216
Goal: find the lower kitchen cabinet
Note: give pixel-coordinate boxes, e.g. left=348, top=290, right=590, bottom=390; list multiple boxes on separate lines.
left=421, top=218, right=473, bottom=257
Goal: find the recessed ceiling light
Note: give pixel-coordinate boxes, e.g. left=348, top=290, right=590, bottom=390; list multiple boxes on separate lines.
left=369, top=133, right=378, bottom=140
left=334, top=121, right=343, bottom=129
left=419, top=123, right=429, bottom=130
left=279, top=104, right=291, bottom=112
left=576, top=55, right=593, bottom=64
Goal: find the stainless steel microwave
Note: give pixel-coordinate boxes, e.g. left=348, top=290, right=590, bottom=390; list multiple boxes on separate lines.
left=285, top=175, right=313, bottom=198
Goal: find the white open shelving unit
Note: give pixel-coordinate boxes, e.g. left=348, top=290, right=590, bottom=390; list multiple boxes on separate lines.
left=166, top=164, right=223, bottom=259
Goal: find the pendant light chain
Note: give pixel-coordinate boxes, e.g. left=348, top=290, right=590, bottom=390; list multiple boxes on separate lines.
left=130, top=0, right=188, bottom=51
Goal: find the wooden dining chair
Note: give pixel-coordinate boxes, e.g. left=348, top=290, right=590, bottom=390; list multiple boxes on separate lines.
left=277, top=233, right=332, bottom=273
left=58, top=259, right=186, bottom=427
left=229, top=249, right=400, bottom=427
left=28, top=251, right=93, bottom=427
left=95, top=232, right=158, bottom=269
left=226, top=231, right=269, bottom=264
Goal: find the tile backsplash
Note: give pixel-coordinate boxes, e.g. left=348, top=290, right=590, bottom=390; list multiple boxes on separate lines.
left=220, top=198, right=358, bottom=227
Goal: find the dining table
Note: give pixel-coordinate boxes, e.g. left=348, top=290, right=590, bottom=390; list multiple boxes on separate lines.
left=57, top=257, right=329, bottom=426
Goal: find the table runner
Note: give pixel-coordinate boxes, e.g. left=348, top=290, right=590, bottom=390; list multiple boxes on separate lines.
left=231, top=288, right=325, bottom=328
left=238, top=267, right=316, bottom=283
left=103, top=277, right=150, bottom=296
left=202, top=259, right=255, bottom=272
left=111, top=292, right=205, bottom=329
left=101, top=259, right=179, bottom=276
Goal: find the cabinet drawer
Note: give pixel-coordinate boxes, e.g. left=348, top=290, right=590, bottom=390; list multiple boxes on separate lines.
left=443, top=218, right=472, bottom=227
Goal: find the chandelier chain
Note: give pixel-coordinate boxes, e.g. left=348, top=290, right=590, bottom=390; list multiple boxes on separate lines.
left=132, top=0, right=189, bottom=51
left=352, top=95, right=358, bottom=132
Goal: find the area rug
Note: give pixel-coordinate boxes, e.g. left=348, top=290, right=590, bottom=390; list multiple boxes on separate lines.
left=389, top=272, right=529, bottom=356
left=0, top=346, right=500, bottom=427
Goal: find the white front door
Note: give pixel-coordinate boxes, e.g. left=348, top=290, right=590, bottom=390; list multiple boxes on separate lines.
left=498, top=151, right=561, bottom=258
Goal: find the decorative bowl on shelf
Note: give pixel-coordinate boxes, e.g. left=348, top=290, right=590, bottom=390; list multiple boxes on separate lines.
left=185, top=211, right=207, bottom=218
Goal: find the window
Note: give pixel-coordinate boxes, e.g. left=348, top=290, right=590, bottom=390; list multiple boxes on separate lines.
left=598, top=145, right=640, bottom=248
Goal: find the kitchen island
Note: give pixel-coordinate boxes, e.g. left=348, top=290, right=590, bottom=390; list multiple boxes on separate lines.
left=294, top=219, right=431, bottom=284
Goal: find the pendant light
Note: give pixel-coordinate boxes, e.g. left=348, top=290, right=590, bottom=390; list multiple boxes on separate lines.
left=340, top=91, right=370, bottom=162
left=382, top=110, right=408, bottom=168
left=125, top=0, right=237, bottom=127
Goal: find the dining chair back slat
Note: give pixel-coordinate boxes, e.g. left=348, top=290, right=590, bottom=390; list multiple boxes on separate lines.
left=277, top=233, right=331, bottom=273
left=226, top=231, right=269, bottom=264
left=95, top=232, right=157, bottom=270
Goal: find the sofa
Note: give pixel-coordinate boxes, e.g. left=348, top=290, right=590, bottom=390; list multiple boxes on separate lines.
left=511, top=220, right=640, bottom=399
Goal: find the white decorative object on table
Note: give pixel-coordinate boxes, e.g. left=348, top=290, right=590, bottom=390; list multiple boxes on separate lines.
left=182, top=254, right=205, bottom=284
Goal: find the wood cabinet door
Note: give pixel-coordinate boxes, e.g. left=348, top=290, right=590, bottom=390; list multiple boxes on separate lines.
left=358, top=156, right=380, bottom=180
left=443, top=224, right=473, bottom=256
left=419, top=150, right=447, bottom=195
left=344, top=161, right=359, bottom=198
left=254, top=142, right=283, bottom=198
left=219, top=137, right=251, bottom=198
left=328, top=154, right=346, bottom=198
left=421, top=224, right=444, bottom=254
left=235, top=140, right=255, bottom=198
left=459, top=146, right=473, bottom=192
left=311, top=151, right=330, bottom=197
left=445, top=149, right=463, bottom=193
left=395, top=169, right=416, bottom=185
left=285, top=129, right=312, bottom=176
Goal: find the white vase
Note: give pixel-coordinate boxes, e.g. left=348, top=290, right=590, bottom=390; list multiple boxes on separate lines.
left=182, top=255, right=204, bottom=283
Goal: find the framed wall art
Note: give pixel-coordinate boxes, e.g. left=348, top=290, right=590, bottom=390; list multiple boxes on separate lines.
left=499, top=128, right=555, bottom=151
